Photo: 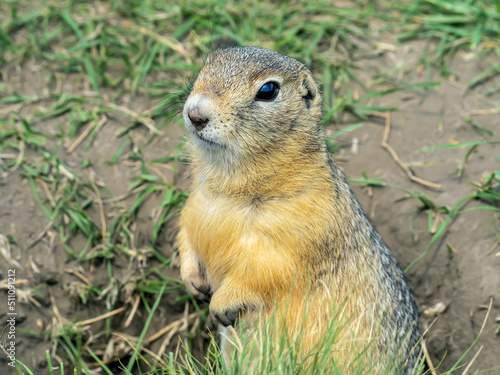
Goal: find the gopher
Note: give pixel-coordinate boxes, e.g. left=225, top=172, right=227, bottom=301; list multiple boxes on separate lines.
left=177, top=46, right=421, bottom=373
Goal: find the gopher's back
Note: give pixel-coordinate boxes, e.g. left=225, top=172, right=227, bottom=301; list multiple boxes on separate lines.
left=178, top=46, right=421, bottom=373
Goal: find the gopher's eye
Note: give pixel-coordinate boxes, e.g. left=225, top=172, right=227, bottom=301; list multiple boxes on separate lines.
left=256, top=82, right=279, bottom=101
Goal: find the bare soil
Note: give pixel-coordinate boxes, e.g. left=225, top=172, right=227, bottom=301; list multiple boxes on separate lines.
left=1, top=42, right=499, bottom=374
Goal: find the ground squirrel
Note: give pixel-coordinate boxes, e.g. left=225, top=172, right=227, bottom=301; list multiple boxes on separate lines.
left=178, top=46, right=421, bottom=373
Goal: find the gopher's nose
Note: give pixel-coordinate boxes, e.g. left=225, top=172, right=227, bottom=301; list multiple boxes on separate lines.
left=188, top=107, right=209, bottom=131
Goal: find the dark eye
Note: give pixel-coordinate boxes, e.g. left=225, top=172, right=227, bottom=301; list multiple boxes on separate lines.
left=256, top=82, right=279, bottom=101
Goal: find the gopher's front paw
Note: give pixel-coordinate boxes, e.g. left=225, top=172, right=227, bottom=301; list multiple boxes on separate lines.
left=181, top=262, right=212, bottom=302
left=209, top=289, right=255, bottom=326
left=190, top=279, right=212, bottom=303
left=211, top=304, right=244, bottom=326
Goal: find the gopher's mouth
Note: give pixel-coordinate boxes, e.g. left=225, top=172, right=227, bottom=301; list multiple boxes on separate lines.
left=196, top=133, right=222, bottom=148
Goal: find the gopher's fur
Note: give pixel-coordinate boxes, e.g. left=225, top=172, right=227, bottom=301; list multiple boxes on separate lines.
left=178, top=46, right=421, bottom=373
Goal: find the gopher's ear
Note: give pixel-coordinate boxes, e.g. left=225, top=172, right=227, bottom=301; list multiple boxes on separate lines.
left=299, top=70, right=319, bottom=109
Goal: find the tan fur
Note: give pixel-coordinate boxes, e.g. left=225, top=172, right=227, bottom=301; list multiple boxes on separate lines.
left=178, top=46, right=421, bottom=373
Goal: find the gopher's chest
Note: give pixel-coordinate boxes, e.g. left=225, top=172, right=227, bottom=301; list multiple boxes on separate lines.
left=180, top=190, right=263, bottom=267
left=181, top=187, right=335, bottom=283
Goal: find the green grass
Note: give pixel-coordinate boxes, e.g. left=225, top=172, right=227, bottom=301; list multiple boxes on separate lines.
left=1, top=0, right=500, bottom=373
left=7, top=297, right=499, bottom=375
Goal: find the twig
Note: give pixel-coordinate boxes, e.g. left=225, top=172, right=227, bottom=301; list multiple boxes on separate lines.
left=121, top=20, right=192, bottom=64
left=467, top=108, right=500, bottom=116
left=76, top=307, right=125, bottom=327
left=101, top=185, right=147, bottom=203
left=88, top=170, right=107, bottom=241
left=157, top=325, right=179, bottom=357
left=66, top=115, right=107, bottom=153
left=104, top=102, right=159, bottom=134
left=381, top=112, right=444, bottom=190
left=0, top=97, right=40, bottom=115
left=49, top=289, right=66, bottom=324
left=0, top=279, right=29, bottom=288
left=0, top=154, right=16, bottom=159
left=422, top=340, right=437, bottom=375
left=409, top=317, right=439, bottom=375
left=111, top=331, right=167, bottom=366
left=462, top=299, right=492, bottom=373
left=486, top=239, right=499, bottom=254
left=10, top=141, right=24, bottom=172
left=0, top=233, right=23, bottom=269
left=124, top=294, right=141, bottom=328
left=144, top=312, right=198, bottom=345
left=63, top=268, right=93, bottom=286
left=460, top=346, right=483, bottom=375
left=27, top=222, right=53, bottom=250
left=38, top=179, right=56, bottom=207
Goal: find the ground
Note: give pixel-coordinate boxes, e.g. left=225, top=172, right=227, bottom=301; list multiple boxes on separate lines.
left=0, top=1, right=499, bottom=374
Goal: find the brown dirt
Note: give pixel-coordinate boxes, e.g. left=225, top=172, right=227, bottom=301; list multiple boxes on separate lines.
left=1, top=44, right=499, bottom=374
left=0, top=59, right=199, bottom=373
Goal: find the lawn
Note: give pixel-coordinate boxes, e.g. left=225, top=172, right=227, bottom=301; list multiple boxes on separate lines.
left=0, top=0, right=499, bottom=374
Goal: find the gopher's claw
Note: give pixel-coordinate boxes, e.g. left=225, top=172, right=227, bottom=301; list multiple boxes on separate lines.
left=191, top=282, right=212, bottom=302
left=212, top=306, right=242, bottom=326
